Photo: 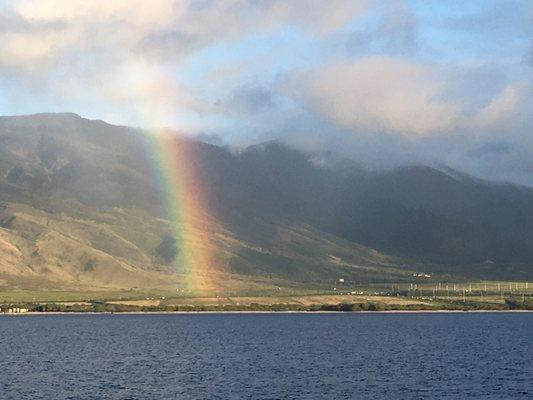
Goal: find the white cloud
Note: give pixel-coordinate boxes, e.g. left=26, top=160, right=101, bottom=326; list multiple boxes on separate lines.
left=0, top=0, right=370, bottom=126
left=473, top=84, right=521, bottom=129
left=286, top=56, right=460, bottom=137
left=2, top=0, right=369, bottom=74
left=13, top=0, right=176, bottom=25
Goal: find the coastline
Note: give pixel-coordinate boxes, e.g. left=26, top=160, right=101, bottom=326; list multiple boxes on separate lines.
left=2, top=309, right=532, bottom=316
left=2, top=292, right=531, bottom=314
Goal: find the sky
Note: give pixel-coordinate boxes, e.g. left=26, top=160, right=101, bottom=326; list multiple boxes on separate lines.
left=0, top=0, right=532, bottom=184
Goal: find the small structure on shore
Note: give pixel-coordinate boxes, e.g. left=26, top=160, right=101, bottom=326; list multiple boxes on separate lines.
left=0, top=307, right=29, bottom=314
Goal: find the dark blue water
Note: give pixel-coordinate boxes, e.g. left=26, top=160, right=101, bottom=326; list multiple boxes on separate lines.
left=0, top=313, right=531, bottom=399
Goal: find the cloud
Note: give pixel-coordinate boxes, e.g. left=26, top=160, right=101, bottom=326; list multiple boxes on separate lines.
left=0, top=0, right=370, bottom=126
left=221, top=86, right=275, bottom=114
left=1, top=0, right=533, bottom=185
left=347, top=0, right=417, bottom=56
left=0, top=8, right=70, bottom=75
left=285, top=56, right=459, bottom=137
left=2, top=0, right=369, bottom=75
left=472, top=84, right=521, bottom=129
left=439, top=1, right=532, bottom=38
left=258, top=0, right=370, bottom=35
left=376, top=0, right=417, bottom=54
left=272, top=53, right=533, bottom=184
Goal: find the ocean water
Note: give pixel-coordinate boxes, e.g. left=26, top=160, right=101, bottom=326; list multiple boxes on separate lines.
left=0, top=313, right=531, bottom=399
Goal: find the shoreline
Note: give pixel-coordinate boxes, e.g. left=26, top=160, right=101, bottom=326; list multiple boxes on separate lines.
left=2, top=309, right=532, bottom=316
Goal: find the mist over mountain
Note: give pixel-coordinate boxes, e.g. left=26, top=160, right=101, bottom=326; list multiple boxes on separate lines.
left=0, top=113, right=532, bottom=291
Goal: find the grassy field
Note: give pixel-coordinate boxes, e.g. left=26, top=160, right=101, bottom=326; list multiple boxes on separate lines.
left=108, top=294, right=433, bottom=308
left=1, top=280, right=531, bottom=312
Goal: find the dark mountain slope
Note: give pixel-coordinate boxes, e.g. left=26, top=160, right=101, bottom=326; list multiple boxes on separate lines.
left=331, top=166, right=533, bottom=264
left=202, top=140, right=533, bottom=268
left=0, top=113, right=532, bottom=291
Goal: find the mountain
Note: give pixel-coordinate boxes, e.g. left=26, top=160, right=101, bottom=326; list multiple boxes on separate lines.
left=0, top=113, right=531, bottom=292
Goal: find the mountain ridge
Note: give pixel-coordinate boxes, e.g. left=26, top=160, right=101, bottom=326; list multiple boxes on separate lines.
left=0, top=113, right=532, bottom=292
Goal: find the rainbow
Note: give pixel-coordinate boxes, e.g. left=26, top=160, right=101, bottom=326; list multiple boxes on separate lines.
left=128, top=62, right=221, bottom=294
left=147, top=131, right=218, bottom=293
